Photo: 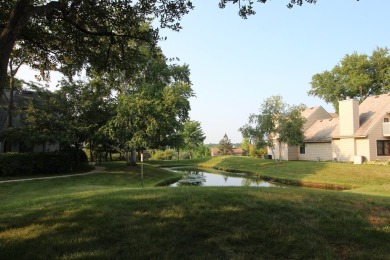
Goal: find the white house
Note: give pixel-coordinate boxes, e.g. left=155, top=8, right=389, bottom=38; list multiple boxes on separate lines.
left=272, top=93, right=390, bottom=163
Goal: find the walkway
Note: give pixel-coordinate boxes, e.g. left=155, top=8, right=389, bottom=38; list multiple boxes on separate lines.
left=0, top=166, right=106, bottom=184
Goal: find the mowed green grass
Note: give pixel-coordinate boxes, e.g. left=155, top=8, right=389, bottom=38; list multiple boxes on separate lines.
left=0, top=159, right=389, bottom=259
left=150, top=156, right=390, bottom=196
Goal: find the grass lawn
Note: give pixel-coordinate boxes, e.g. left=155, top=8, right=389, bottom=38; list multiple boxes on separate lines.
left=0, top=159, right=389, bottom=259
left=150, top=156, right=390, bottom=196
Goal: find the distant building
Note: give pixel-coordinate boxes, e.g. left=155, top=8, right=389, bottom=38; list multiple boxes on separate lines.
left=211, top=146, right=244, bottom=156
left=271, top=93, right=390, bottom=163
left=0, top=90, right=59, bottom=153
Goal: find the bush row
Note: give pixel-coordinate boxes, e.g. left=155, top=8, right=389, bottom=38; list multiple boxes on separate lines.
left=0, top=150, right=89, bottom=176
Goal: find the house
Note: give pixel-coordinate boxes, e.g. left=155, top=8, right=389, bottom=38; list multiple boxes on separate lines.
left=0, top=90, right=59, bottom=153
left=272, top=93, right=390, bottom=163
left=211, top=146, right=244, bottom=156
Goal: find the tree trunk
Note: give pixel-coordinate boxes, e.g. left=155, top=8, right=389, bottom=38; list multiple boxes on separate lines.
left=0, top=0, right=33, bottom=94
left=7, top=82, right=14, bottom=128
left=270, top=147, right=279, bottom=164
left=89, top=140, right=94, bottom=162
left=278, top=140, right=282, bottom=162
left=127, top=147, right=137, bottom=166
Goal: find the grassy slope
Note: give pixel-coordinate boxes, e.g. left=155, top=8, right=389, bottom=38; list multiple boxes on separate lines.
left=0, top=160, right=389, bottom=259
left=149, top=156, right=390, bottom=196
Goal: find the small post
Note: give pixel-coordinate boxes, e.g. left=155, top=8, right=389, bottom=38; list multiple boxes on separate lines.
left=141, top=151, right=144, bottom=188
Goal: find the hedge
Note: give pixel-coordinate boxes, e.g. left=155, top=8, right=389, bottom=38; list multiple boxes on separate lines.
left=0, top=150, right=89, bottom=176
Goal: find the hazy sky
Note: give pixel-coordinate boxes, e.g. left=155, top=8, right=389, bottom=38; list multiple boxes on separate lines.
left=19, top=0, right=390, bottom=144
left=158, top=0, right=390, bottom=143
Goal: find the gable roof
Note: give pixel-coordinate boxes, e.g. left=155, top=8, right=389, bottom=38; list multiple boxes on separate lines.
left=302, top=106, right=320, bottom=118
left=303, top=93, right=390, bottom=141
left=301, top=106, right=333, bottom=132
left=304, top=118, right=339, bottom=142
left=354, top=93, right=390, bottom=137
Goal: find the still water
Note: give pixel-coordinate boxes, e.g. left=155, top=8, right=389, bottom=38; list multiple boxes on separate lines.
left=168, top=168, right=279, bottom=187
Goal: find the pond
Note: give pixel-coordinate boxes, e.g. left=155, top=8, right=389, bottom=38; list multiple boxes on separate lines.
left=167, top=167, right=280, bottom=187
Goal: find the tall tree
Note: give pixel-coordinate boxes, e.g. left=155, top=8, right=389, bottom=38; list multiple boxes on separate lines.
left=105, top=52, right=194, bottom=164
left=15, top=75, right=114, bottom=157
left=0, top=0, right=194, bottom=94
left=309, top=47, right=390, bottom=111
left=218, top=133, right=234, bottom=155
left=180, top=120, right=206, bottom=159
left=239, top=95, right=306, bottom=163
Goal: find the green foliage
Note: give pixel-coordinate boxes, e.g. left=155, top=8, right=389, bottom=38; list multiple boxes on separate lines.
left=309, top=47, right=390, bottom=111
left=150, top=149, right=174, bottom=160
left=180, top=120, right=206, bottom=150
left=218, top=133, right=234, bottom=155
left=176, top=120, right=207, bottom=158
left=106, top=54, right=194, bottom=159
left=0, top=0, right=195, bottom=92
left=240, top=95, right=306, bottom=160
left=0, top=152, right=71, bottom=176
left=193, top=145, right=211, bottom=158
left=0, top=149, right=90, bottom=176
left=250, top=147, right=268, bottom=158
left=218, top=0, right=317, bottom=18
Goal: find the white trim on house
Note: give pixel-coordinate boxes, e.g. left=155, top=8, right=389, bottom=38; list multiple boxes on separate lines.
left=272, top=93, right=390, bottom=162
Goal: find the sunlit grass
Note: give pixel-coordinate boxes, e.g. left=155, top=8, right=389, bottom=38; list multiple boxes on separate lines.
left=150, top=156, right=390, bottom=195
left=0, top=160, right=390, bottom=258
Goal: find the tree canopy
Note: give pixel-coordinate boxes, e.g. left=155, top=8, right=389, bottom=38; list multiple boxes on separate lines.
left=239, top=95, right=306, bottom=162
left=309, top=47, right=390, bottom=111
left=218, top=133, right=234, bottom=156
left=0, top=0, right=194, bottom=94
left=179, top=120, right=206, bottom=159
left=0, top=0, right=338, bottom=94
left=219, top=0, right=318, bottom=18
left=103, top=50, right=194, bottom=164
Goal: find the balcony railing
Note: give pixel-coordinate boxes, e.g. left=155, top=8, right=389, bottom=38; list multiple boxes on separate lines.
left=383, top=122, right=390, bottom=136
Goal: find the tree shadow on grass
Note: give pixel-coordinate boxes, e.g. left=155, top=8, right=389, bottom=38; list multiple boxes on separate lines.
left=1, top=187, right=389, bottom=259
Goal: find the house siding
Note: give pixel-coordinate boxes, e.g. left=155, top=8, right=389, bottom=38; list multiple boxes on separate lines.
left=298, top=143, right=332, bottom=161
left=288, top=146, right=299, bottom=160
left=355, top=138, right=370, bottom=161
left=367, top=120, right=390, bottom=161
left=269, top=142, right=289, bottom=160
left=332, top=139, right=341, bottom=160
left=338, top=138, right=356, bottom=162
left=268, top=95, right=390, bottom=163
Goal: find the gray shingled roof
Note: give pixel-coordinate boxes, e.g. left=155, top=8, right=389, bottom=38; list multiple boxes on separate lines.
left=303, top=93, right=390, bottom=142
left=354, top=93, right=390, bottom=137
left=301, top=106, right=321, bottom=119
left=304, top=118, right=339, bottom=142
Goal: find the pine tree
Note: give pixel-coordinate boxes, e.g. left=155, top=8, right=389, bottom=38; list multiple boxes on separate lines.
left=218, top=133, right=234, bottom=155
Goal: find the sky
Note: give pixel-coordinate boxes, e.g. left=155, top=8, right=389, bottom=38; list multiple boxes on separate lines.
left=18, top=0, right=390, bottom=144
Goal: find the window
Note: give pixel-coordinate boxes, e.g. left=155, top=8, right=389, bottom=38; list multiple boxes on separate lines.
left=299, top=144, right=306, bottom=154
left=377, top=140, right=390, bottom=155
left=385, top=118, right=389, bottom=122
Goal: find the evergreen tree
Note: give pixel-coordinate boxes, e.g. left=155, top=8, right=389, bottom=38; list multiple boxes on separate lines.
left=218, top=133, right=234, bottom=155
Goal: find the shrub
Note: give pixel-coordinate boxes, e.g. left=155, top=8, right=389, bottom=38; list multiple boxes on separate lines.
left=150, top=149, right=174, bottom=160
left=0, top=150, right=88, bottom=176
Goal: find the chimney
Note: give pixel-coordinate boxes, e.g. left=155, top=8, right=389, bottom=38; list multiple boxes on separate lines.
left=339, top=97, right=359, bottom=136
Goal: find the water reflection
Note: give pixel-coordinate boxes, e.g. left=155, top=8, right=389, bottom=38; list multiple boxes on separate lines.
left=168, top=168, right=278, bottom=187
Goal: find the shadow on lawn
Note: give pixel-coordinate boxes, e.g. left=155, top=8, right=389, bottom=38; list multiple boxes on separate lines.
left=1, top=188, right=389, bottom=259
